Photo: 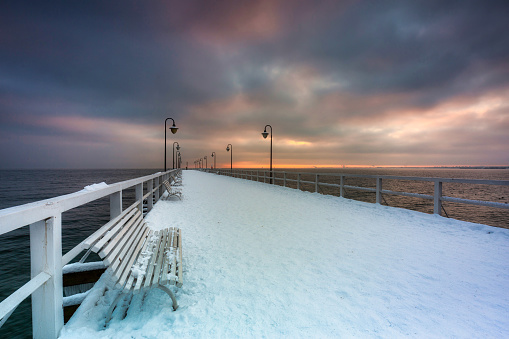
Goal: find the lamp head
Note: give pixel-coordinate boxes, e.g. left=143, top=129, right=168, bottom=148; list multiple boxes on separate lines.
left=170, top=122, right=178, bottom=134
left=261, top=130, right=269, bottom=139
left=176, top=145, right=180, bottom=151
left=211, top=153, right=214, bottom=157
left=226, top=146, right=230, bottom=152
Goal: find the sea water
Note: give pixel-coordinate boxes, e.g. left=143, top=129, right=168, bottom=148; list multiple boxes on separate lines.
left=0, top=168, right=508, bottom=338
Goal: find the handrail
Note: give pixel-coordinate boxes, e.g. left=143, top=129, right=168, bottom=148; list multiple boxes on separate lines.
left=211, top=168, right=509, bottom=216
left=0, top=272, right=51, bottom=324
left=0, top=169, right=181, bottom=337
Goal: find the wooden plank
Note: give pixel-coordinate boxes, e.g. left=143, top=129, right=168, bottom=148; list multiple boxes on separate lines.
left=117, top=226, right=149, bottom=288
left=0, top=272, right=50, bottom=321
left=131, top=229, right=154, bottom=293
left=99, top=210, right=142, bottom=257
left=102, top=212, right=142, bottom=264
left=168, top=228, right=178, bottom=285
left=160, top=229, right=170, bottom=285
left=108, top=215, right=144, bottom=272
left=85, top=206, right=137, bottom=249
left=177, top=228, right=183, bottom=287
left=152, top=229, right=168, bottom=286
left=112, top=222, right=147, bottom=285
left=143, top=231, right=162, bottom=289
left=92, top=209, right=138, bottom=253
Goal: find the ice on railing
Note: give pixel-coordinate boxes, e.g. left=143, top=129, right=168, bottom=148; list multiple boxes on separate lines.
left=63, top=290, right=90, bottom=307
left=63, top=262, right=105, bottom=274
left=82, top=182, right=109, bottom=191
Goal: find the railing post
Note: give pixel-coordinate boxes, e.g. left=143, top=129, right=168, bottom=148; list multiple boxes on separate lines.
left=30, top=216, right=64, bottom=338
left=135, top=183, right=143, bottom=214
left=340, top=176, right=344, bottom=197
left=315, top=174, right=319, bottom=192
left=434, top=180, right=443, bottom=215
left=110, top=191, right=122, bottom=219
left=283, top=172, right=286, bottom=187
left=257, top=170, right=259, bottom=182
left=148, top=178, right=154, bottom=212
left=297, top=173, right=301, bottom=190
left=376, top=177, right=382, bottom=204
left=154, top=176, right=160, bottom=202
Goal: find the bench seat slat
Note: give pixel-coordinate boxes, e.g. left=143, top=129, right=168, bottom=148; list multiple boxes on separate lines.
left=131, top=229, right=154, bottom=293
left=177, top=228, right=183, bottom=287
left=89, top=208, right=138, bottom=252
left=112, top=223, right=146, bottom=286
left=167, top=228, right=178, bottom=285
left=152, top=229, right=168, bottom=285
left=152, top=229, right=168, bottom=286
left=99, top=211, right=142, bottom=258
left=143, top=231, right=162, bottom=289
left=117, top=227, right=150, bottom=288
left=160, top=229, right=171, bottom=286
left=109, top=216, right=145, bottom=273
left=94, top=209, right=139, bottom=255
left=102, top=213, right=143, bottom=266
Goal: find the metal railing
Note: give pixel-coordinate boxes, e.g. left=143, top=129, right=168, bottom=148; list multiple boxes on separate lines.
left=211, top=169, right=509, bottom=216
left=0, top=169, right=180, bottom=338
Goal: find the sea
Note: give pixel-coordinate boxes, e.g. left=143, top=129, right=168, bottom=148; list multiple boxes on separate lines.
left=0, top=168, right=508, bottom=338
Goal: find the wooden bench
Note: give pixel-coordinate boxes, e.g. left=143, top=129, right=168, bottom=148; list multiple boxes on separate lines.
left=169, top=172, right=182, bottom=186
left=80, top=204, right=183, bottom=322
left=162, top=180, right=182, bottom=200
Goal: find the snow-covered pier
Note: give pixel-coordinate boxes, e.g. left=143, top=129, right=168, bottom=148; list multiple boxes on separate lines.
left=60, top=170, right=509, bottom=338
left=1, top=170, right=508, bottom=338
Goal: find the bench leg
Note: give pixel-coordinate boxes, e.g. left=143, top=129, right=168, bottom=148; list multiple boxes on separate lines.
left=157, top=285, right=179, bottom=311
left=105, top=292, right=128, bottom=325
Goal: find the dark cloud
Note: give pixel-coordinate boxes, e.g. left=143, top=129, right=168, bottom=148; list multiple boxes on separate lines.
left=291, top=1, right=509, bottom=98
left=0, top=0, right=507, bottom=168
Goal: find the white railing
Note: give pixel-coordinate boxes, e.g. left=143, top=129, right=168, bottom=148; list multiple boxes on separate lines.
left=211, top=169, right=509, bottom=217
left=0, top=169, right=180, bottom=338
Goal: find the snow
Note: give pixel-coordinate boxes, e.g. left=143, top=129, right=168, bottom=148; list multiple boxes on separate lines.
left=60, top=171, right=509, bottom=338
left=63, top=291, right=91, bottom=307
left=82, top=182, right=109, bottom=191
left=63, top=262, right=106, bottom=274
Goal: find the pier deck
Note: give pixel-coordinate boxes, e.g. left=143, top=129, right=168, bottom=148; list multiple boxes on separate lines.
left=60, top=170, right=509, bottom=338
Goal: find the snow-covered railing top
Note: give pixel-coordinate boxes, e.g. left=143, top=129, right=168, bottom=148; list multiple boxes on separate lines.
left=0, top=169, right=180, bottom=338
left=212, top=169, right=509, bottom=216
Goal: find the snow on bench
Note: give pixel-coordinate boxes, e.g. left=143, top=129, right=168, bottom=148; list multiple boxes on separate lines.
left=81, top=204, right=183, bottom=322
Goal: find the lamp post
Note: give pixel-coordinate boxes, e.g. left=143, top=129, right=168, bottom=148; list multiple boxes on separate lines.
left=211, top=152, right=216, bottom=169
left=261, top=124, right=272, bottom=184
left=200, top=158, right=203, bottom=169
left=226, top=144, right=232, bottom=173
left=204, top=156, right=207, bottom=169
left=172, top=142, right=180, bottom=169
left=164, top=118, right=178, bottom=171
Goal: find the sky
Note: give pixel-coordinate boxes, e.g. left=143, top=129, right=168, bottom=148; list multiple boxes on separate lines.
left=1, top=0, right=508, bottom=169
